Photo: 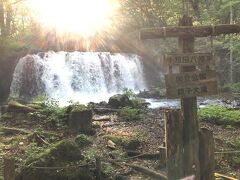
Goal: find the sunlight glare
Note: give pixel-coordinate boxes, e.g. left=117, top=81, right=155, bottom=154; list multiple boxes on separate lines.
left=28, top=0, right=120, bottom=36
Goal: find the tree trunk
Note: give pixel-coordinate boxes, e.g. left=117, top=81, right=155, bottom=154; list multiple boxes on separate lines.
left=0, top=0, right=5, bottom=37
left=5, top=1, right=12, bottom=36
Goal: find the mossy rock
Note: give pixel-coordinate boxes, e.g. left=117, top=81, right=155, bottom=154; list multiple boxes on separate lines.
left=108, top=94, right=132, bottom=108
left=103, top=134, right=141, bottom=150
left=75, top=134, right=93, bottom=148
left=16, top=140, right=93, bottom=180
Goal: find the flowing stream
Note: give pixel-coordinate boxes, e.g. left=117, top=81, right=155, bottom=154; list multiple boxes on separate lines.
left=10, top=51, right=147, bottom=105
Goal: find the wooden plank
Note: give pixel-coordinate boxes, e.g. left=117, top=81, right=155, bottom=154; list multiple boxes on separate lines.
left=165, top=70, right=217, bottom=87
left=166, top=80, right=218, bottom=99
left=165, top=110, right=183, bottom=180
left=140, top=24, right=240, bottom=39
left=179, top=15, right=200, bottom=180
left=164, top=53, right=214, bottom=66
left=199, top=128, right=215, bottom=180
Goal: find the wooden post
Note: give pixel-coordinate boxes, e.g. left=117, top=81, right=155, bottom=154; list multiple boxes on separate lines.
left=165, top=110, right=183, bottom=180
left=3, top=157, right=15, bottom=180
left=96, top=156, right=101, bottom=180
left=199, top=128, right=215, bottom=180
left=179, top=15, right=200, bottom=179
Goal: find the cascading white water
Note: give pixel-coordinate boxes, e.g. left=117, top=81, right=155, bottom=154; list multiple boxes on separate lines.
left=10, top=51, right=147, bottom=105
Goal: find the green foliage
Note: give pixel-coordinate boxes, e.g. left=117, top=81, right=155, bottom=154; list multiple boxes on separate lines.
left=31, top=96, right=48, bottom=103
left=71, top=103, right=92, bottom=112
left=41, top=100, right=68, bottom=127
left=83, top=147, right=99, bottom=160
left=231, top=137, right=240, bottom=149
left=110, top=149, right=126, bottom=159
left=119, top=107, right=141, bottom=121
left=75, top=134, right=92, bottom=148
left=221, top=83, right=240, bottom=94
left=122, top=88, right=137, bottom=99
left=21, top=143, right=45, bottom=165
left=101, top=162, right=114, bottom=176
left=122, top=88, right=142, bottom=108
left=198, top=105, right=240, bottom=126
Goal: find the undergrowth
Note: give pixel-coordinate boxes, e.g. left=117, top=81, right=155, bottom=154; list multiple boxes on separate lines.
left=198, top=105, right=240, bottom=126
left=118, top=107, right=141, bottom=121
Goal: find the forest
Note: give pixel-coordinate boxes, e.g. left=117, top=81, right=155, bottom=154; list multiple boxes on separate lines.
left=0, top=0, right=240, bottom=180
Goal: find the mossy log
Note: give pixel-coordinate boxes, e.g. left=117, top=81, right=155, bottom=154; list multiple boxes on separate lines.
left=0, top=127, right=30, bottom=135
left=7, top=101, right=37, bottom=113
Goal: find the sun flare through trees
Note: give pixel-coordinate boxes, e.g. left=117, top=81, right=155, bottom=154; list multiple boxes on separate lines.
left=28, top=0, right=120, bottom=37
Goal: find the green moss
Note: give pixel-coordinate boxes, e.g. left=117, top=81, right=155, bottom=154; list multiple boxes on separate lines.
left=110, top=149, right=127, bottom=159
left=71, top=104, right=92, bottom=112
left=17, top=140, right=90, bottom=180
left=75, top=134, right=92, bottom=148
left=118, top=107, right=142, bottom=121
left=101, top=162, right=115, bottom=176
left=198, top=105, right=240, bottom=126
left=102, top=134, right=142, bottom=150
left=83, top=147, right=99, bottom=160
left=26, top=140, right=83, bottom=166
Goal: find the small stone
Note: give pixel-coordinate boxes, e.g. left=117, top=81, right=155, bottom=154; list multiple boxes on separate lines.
left=19, top=142, right=24, bottom=145
left=107, top=140, right=116, bottom=149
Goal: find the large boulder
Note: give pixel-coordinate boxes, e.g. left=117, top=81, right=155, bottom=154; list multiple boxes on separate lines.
left=16, top=140, right=93, bottom=180
left=108, top=94, right=132, bottom=108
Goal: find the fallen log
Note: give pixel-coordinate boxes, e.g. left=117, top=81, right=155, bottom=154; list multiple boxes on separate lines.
left=108, top=160, right=167, bottom=180
left=93, top=108, right=119, bottom=114
left=126, top=150, right=163, bottom=160
left=92, top=115, right=111, bottom=122
left=0, top=127, right=30, bottom=135
left=126, top=163, right=167, bottom=180
left=8, top=101, right=37, bottom=113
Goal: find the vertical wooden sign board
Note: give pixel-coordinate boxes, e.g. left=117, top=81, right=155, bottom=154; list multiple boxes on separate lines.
left=140, top=16, right=240, bottom=180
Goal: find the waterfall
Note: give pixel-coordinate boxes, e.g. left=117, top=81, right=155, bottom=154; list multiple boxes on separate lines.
left=10, top=51, right=147, bottom=105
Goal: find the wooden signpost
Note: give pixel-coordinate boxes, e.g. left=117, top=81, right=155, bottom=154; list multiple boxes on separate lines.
left=164, top=53, right=215, bottom=66
left=140, top=15, right=240, bottom=180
